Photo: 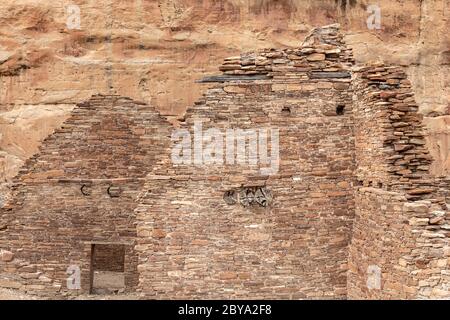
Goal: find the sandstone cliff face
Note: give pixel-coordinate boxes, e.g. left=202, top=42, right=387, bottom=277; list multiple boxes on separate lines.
left=0, top=0, right=449, bottom=186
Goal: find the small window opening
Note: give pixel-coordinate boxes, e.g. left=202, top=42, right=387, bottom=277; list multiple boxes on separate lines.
left=336, top=104, right=345, bottom=115
left=282, top=106, right=291, bottom=115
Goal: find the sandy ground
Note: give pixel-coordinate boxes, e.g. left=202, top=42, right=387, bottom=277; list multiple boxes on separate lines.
left=92, top=271, right=125, bottom=294
left=0, top=272, right=139, bottom=300
left=0, top=288, right=38, bottom=300
left=0, top=287, right=142, bottom=300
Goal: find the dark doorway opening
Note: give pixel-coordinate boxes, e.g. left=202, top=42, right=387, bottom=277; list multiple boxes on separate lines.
left=90, top=243, right=126, bottom=294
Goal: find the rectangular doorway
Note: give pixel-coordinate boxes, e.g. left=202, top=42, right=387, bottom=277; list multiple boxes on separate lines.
left=90, top=243, right=126, bottom=294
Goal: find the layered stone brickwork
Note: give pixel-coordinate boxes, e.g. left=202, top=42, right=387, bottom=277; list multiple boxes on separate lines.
left=0, top=24, right=448, bottom=299
left=92, top=244, right=126, bottom=273
left=352, top=65, right=434, bottom=195
left=348, top=188, right=449, bottom=299
left=134, top=24, right=356, bottom=299
left=0, top=95, right=171, bottom=297
left=348, top=65, right=449, bottom=299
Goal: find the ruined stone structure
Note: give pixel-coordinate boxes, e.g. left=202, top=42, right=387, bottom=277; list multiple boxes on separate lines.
left=135, top=24, right=356, bottom=299
left=348, top=65, right=450, bottom=299
left=0, top=25, right=448, bottom=299
left=0, top=95, right=171, bottom=296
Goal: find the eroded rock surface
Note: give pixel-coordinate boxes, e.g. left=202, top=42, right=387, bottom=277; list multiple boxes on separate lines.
left=0, top=0, right=448, bottom=186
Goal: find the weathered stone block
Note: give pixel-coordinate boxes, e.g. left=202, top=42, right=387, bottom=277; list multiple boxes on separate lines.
left=0, top=250, right=14, bottom=262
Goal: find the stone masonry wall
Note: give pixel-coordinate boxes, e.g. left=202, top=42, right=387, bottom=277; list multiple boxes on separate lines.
left=135, top=24, right=357, bottom=299
left=92, top=244, right=126, bottom=273
left=0, top=24, right=447, bottom=300
left=0, top=95, right=171, bottom=297
left=348, top=65, right=449, bottom=299
left=349, top=187, right=449, bottom=299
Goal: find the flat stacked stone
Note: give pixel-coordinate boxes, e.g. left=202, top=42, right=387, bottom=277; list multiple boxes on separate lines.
left=0, top=94, right=172, bottom=297
left=204, top=24, right=354, bottom=84
left=0, top=24, right=447, bottom=300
